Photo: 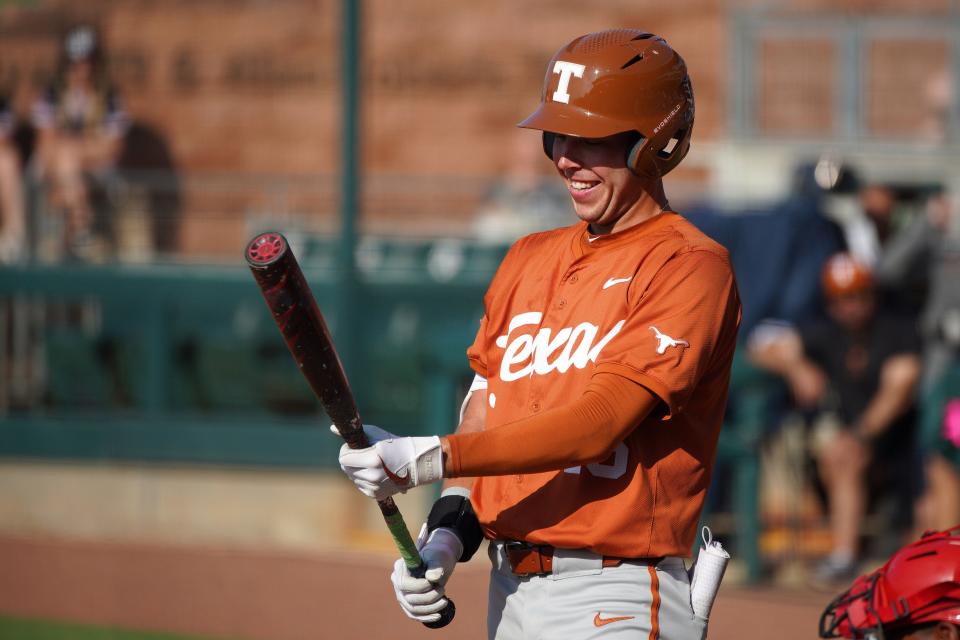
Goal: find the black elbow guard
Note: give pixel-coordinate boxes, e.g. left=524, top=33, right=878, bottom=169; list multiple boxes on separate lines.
left=426, top=494, right=484, bottom=562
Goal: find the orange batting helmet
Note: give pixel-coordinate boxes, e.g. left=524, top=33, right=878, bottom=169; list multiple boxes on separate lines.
left=519, top=29, right=695, bottom=178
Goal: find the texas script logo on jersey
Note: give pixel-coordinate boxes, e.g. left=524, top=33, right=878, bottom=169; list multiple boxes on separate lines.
left=495, top=311, right=625, bottom=382
left=649, top=325, right=689, bottom=354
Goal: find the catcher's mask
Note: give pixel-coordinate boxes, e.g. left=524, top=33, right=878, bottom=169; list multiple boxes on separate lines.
left=819, top=526, right=960, bottom=639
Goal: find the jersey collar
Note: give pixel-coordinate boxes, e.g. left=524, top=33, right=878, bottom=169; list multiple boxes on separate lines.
left=575, top=211, right=678, bottom=256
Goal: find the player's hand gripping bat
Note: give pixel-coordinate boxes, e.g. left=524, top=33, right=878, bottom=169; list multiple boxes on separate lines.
left=245, top=232, right=456, bottom=629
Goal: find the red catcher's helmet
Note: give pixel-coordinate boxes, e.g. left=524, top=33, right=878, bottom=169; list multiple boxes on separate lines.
left=822, top=253, right=873, bottom=299
left=820, top=526, right=960, bottom=639
left=518, top=29, right=694, bottom=178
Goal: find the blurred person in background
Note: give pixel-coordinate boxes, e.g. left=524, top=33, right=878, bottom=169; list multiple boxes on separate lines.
left=882, top=192, right=960, bottom=391
left=750, top=253, right=922, bottom=585
left=898, top=191, right=960, bottom=535
left=817, top=158, right=932, bottom=316
left=687, top=159, right=848, bottom=343
left=0, top=94, right=25, bottom=264
left=844, top=182, right=897, bottom=270
left=814, top=160, right=890, bottom=271
left=919, top=363, right=960, bottom=535
left=32, top=24, right=129, bottom=261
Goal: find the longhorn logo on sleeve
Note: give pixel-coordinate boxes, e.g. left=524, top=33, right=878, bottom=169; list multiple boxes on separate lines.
left=649, top=326, right=689, bottom=354
left=495, top=312, right=625, bottom=382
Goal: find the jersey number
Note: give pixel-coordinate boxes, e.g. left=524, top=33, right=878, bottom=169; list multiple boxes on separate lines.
left=563, top=442, right=628, bottom=479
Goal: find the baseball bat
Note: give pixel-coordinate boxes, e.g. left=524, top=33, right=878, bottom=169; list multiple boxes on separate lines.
left=245, top=232, right=455, bottom=629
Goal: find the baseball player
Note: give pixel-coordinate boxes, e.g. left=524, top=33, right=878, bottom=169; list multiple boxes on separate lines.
left=819, top=525, right=960, bottom=640
left=337, top=29, right=741, bottom=639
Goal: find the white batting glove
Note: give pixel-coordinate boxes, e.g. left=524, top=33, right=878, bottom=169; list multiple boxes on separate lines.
left=392, top=524, right=463, bottom=623
left=332, top=424, right=443, bottom=500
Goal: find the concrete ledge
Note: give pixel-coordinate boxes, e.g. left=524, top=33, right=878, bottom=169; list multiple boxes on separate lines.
left=0, top=460, right=432, bottom=553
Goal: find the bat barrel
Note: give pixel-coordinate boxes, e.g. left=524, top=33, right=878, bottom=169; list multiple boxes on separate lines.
left=244, top=231, right=362, bottom=436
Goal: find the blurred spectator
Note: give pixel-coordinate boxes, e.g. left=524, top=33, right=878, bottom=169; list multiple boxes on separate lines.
left=883, top=192, right=960, bottom=391
left=687, top=159, right=846, bottom=341
left=922, top=67, right=954, bottom=144
left=835, top=183, right=894, bottom=269
left=818, top=158, right=933, bottom=315
left=900, top=192, right=960, bottom=535
left=0, top=95, right=26, bottom=263
left=472, top=128, right=569, bottom=243
left=917, top=366, right=960, bottom=534
left=113, top=122, right=183, bottom=257
left=815, top=160, right=886, bottom=270
left=861, top=185, right=899, bottom=251
left=32, top=25, right=129, bottom=261
left=749, top=253, right=922, bottom=585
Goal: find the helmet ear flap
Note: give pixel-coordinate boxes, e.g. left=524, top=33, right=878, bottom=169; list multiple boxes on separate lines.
left=625, top=132, right=650, bottom=176
left=542, top=132, right=556, bottom=160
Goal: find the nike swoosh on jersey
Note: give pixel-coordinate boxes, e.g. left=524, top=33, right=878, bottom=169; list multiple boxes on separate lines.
left=602, top=276, right=633, bottom=290
left=594, top=612, right=635, bottom=627
left=379, top=457, right=411, bottom=488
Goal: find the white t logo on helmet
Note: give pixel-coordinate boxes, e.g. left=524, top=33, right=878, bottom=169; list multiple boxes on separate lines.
left=551, top=60, right=585, bottom=104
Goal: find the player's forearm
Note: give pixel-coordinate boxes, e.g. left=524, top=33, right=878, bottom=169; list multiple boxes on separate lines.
left=441, top=373, right=658, bottom=477
left=856, top=354, right=921, bottom=439
left=441, top=389, right=486, bottom=492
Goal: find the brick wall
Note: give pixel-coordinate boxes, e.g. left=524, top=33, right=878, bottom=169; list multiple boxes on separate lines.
left=0, top=0, right=954, bottom=249
left=0, top=1, right=733, bottom=176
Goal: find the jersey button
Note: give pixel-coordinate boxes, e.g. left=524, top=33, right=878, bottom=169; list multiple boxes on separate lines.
left=569, top=275, right=578, bottom=284
left=531, top=401, right=541, bottom=412
left=558, top=298, right=566, bottom=308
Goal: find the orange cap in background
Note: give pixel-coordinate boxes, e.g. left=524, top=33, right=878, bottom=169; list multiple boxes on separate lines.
left=822, top=253, right=873, bottom=298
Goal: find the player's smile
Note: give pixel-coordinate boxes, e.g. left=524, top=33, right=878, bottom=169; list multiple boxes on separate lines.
left=566, top=176, right=600, bottom=200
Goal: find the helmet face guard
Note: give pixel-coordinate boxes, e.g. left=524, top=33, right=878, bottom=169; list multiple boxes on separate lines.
left=819, top=527, right=960, bottom=639
left=519, top=29, right=695, bottom=178
left=820, top=574, right=890, bottom=640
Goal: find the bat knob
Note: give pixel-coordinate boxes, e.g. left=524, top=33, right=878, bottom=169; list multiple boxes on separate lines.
left=424, top=599, right=456, bottom=629
left=246, top=232, right=288, bottom=266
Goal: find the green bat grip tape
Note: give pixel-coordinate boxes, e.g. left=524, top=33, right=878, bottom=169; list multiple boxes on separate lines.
left=384, top=510, right=457, bottom=628
left=385, top=511, right=422, bottom=569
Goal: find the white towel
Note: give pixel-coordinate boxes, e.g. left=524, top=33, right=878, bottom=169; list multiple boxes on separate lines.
left=689, top=526, right=730, bottom=620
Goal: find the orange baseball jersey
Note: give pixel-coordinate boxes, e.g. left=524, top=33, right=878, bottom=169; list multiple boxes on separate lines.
left=462, top=212, right=741, bottom=559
